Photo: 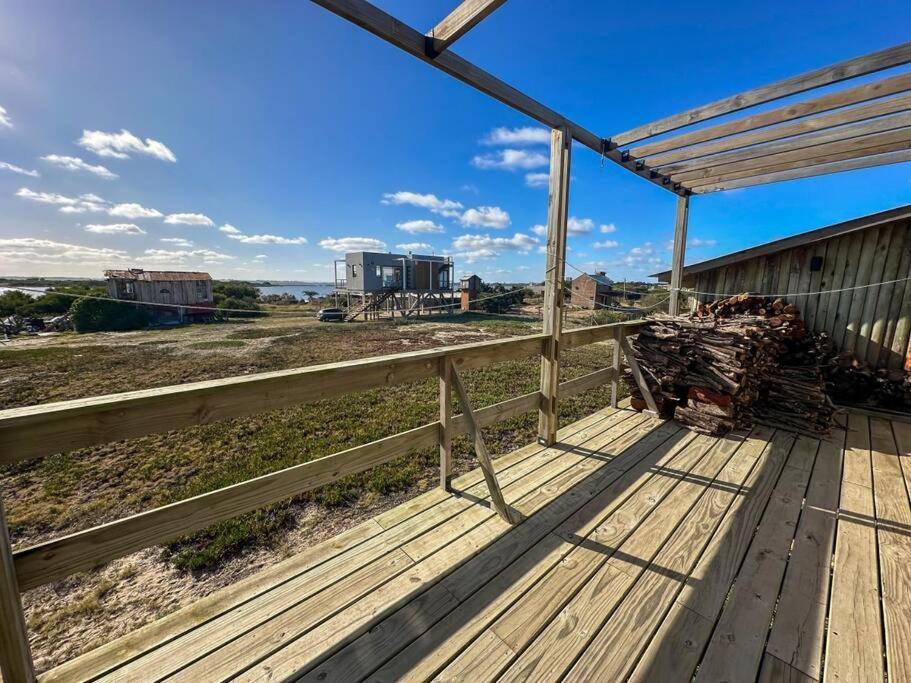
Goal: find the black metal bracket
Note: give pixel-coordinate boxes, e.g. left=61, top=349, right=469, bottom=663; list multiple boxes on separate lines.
left=424, top=35, right=440, bottom=59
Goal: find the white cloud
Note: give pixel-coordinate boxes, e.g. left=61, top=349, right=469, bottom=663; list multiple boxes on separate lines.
left=84, top=223, right=146, bottom=235
left=567, top=217, right=594, bottom=235
left=138, top=248, right=234, bottom=264
left=228, top=233, right=308, bottom=245
left=472, top=149, right=548, bottom=171
left=593, top=240, right=619, bottom=249
left=600, top=223, right=617, bottom=234
left=482, top=126, right=549, bottom=146
left=0, top=237, right=127, bottom=265
left=0, top=106, right=11, bottom=128
left=77, top=129, right=177, bottom=162
left=161, top=237, right=193, bottom=247
left=460, top=205, right=510, bottom=229
left=396, top=242, right=433, bottom=251
left=16, top=187, right=78, bottom=205
left=629, top=244, right=655, bottom=256
left=319, top=237, right=388, bottom=252
left=381, top=191, right=463, bottom=218
left=530, top=224, right=547, bottom=236
left=689, top=237, right=718, bottom=247
left=525, top=172, right=549, bottom=188
left=451, top=233, right=539, bottom=263
left=219, top=224, right=242, bottom=235
left=108, top=202, right=162, bottom=219
left=396, top=219, right=445, bottom=234
left=0, top=161, right=39, bottom=177
left=164, top=212, right=214, bottom=226
left=253, top=254, right=267, bottom=260
left=17, top=188, right=111, bottom=214
left=41, top=154, right=117, bottom=180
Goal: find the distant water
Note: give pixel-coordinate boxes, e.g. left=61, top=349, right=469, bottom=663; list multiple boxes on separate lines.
left=0, top=286, right=47, bottom=298
left=257, top=284, right=335, bottom=301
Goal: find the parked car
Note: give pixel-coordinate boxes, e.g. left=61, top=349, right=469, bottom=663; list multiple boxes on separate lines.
left=317, top=307, right=346, bottom=322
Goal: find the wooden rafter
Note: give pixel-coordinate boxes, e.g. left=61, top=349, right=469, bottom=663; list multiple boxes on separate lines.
left=659, top=111, right=911, bottom=176
left=645, top=93, right=911, bottom=167
left=612, top=41, right=911, bottom=147
left=690, top=148, right=911, bottom=193
left=310, top=0, right=687, bottom=196
left=629, top=71, right=911, bottom=159
left=674, top=126, right=911, bottom=185
left=425, top=0, right=508, bottom=56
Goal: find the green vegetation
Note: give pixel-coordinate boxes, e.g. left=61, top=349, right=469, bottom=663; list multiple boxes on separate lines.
left=69, top=297, right=150, bottom=332
left=213, top=281, right=262, bottom=317
left=474, top=283, right=529, bottom=313
left=0, top=284, right=109, bottom=318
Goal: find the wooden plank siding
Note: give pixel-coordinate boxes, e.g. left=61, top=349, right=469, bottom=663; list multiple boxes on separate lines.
left=683, top=217, right=911, bottom=370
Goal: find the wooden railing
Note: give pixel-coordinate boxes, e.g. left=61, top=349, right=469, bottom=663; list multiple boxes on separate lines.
left=0, top=319, right=645, bottom=681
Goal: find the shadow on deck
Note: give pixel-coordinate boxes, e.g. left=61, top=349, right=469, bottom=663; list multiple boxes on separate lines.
left=42, top=406, right=911, bottom=682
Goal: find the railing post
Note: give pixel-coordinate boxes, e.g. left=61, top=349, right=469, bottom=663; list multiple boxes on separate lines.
left=438, top=357, right=453, bottom=491
left=611, top=326, right=621, bottom=408
left=668, top=194, right=690, bottom=316
left=538, top=125, right=572, bottom=446
left=0, top=499, right=36, bottom=682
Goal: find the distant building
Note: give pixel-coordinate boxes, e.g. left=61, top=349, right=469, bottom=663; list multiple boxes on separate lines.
left=460, top=274, right=482, bottom=312
left=333, top=251, right=455, bottom=320
left=104, top=269, right=214, bottom=323
left=569, top=272, right=623, bottom=309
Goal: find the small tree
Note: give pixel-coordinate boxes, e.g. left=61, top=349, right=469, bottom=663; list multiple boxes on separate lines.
left=69, top=297, right=150, bottom=332
left=0, top=290, right=36, bottom=317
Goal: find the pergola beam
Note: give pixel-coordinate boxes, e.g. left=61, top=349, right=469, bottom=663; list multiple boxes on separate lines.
left=645, top=93, right=911, bottom=167
left=629, top=71, right=911, bottom=158
left=674, top=126, right=911, bottom=185
left=612, top=41, right=911, bottom=147
left=425, top=0, right=508, bottom=56
left=691, top=148, right=911, bottom=193
left=658, top=110, right=911, bottom=176
left=310, top=0, right=687, bottom=196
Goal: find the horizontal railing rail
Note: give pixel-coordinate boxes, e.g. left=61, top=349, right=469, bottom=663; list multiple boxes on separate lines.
left=1, top=320, right=645, bottom=591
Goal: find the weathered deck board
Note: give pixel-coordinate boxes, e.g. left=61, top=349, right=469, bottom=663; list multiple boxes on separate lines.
left=39, top=407, right=911, bottom=683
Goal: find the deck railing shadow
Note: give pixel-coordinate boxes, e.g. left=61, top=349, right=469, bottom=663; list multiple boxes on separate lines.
left=295, top=418, right=699, bottom=679
left=296, top=424, right=831, bottom=682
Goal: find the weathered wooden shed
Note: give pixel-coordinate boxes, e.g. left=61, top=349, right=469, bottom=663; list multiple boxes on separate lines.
left=104, top=269, right=214, bottom=322
left=653, top=205, right=911, bottom=370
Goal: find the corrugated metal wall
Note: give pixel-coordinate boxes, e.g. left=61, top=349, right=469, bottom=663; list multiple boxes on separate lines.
left=685, top=218, right=911, bottom=370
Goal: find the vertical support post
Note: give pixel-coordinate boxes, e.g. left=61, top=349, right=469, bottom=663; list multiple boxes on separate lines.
left=668, top=194, right=690, bottom=316
left=537, top=126, right=572, bottom=445
left=610, top=326, right=621, bottom=409
left=438, top=357, right=452, bottom=491
left=0, top=500, right=36, bottom=683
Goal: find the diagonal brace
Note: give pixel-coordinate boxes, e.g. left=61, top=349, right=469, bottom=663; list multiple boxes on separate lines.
left=447, top=360, right=515, bottom=524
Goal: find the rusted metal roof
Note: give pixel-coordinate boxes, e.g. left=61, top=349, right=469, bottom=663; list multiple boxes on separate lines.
left=104, top=269, right=212, bottom=282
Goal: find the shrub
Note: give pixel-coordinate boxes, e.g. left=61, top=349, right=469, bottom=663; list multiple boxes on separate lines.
left=69, top=297, right=149, bottom=332
left=0, top=290, right=36, bottom=317
left=591, top=309, right=626, bottom=325
left=216, top=296, right=262, bottom=318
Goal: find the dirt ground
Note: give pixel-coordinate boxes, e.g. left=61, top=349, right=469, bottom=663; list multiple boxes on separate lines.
left=0, top=312, right=622, bottom=672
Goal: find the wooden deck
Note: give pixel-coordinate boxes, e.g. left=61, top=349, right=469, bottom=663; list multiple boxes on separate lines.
left=41, top=405, right=911, bottom=682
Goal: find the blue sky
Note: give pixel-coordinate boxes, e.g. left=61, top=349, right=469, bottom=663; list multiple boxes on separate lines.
left=1, top=1, right=910, bottom=283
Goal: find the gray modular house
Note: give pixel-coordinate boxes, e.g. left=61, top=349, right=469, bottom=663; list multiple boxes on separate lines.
left=335, top=252, right=453, bottom=293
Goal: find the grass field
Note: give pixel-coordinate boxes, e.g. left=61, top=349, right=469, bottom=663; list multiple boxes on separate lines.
left=0, top=312, right=625, bottom=670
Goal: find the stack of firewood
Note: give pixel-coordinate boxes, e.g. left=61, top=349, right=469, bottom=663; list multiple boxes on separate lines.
left=626, top=294, right=834, bottom=435
left=825, top=351, right=911, bottom=412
